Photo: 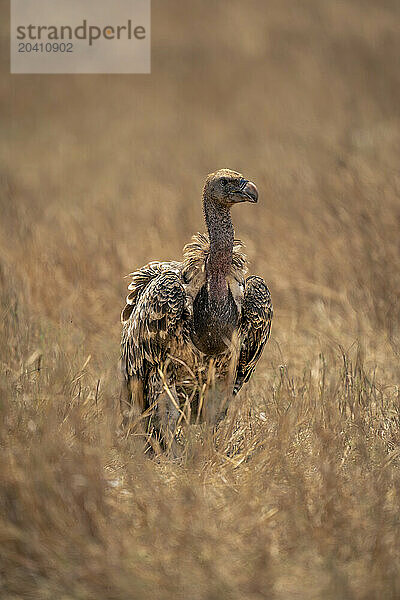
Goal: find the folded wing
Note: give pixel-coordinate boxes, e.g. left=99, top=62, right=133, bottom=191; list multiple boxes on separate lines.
left=234, top=276, right=273, bottom=394
left=121, top=262, right=186, bottom=412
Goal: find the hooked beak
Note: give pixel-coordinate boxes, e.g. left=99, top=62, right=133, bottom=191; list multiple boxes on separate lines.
left=239, top=180, right=258, bottom=203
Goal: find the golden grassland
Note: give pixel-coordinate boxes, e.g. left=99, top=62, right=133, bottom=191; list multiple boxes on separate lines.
left=1, top=1, right=400, bottom=598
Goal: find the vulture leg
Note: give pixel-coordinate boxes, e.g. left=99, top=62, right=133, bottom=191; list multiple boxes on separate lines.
left=153, top=382, right=181, bottom=455
left=206, top=335, right=241, bottom=427
left=201, top=357, right=235, bottom=426
left=207, top=383, right=232, bottom=427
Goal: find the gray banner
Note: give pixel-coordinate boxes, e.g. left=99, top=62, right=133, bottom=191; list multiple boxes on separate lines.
left=11, top=0, right=150, bottom=73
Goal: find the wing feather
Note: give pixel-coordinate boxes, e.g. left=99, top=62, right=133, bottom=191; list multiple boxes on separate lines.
left=234, top=276, right=273, bottom=394
left=121, top=262, right=186, bottom=381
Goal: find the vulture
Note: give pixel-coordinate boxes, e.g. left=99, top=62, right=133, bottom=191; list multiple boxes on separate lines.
left=120, top=169, right=273, bottom=448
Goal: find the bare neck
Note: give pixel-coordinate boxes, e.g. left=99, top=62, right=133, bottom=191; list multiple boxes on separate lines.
left=203, top=194, right=234, bottom=297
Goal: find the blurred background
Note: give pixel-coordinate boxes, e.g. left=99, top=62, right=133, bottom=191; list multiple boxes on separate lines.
left=1, top=0, right=399, bottom=369
left=1, top=1, right=400, bottom=598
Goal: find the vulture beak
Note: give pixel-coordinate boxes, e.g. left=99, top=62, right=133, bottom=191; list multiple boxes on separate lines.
left=239, top=180, right=258, bottom=203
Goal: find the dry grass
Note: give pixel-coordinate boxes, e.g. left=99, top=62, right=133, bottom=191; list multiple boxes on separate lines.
left=1, top=1, right=400, bottom=598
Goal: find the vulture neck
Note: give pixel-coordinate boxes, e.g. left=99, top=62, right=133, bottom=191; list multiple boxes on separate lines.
left=190, top=193, right=237, bottom=355
left=203, top=194, right=234, bottom=299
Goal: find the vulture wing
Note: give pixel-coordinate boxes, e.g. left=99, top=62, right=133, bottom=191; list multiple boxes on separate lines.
left=120, top=262, right=186, bottom=413
left=234, top=276, right=273, bottom=394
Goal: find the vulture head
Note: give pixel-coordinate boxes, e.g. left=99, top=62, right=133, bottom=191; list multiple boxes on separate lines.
left=204, top=168, right=258, bottom=207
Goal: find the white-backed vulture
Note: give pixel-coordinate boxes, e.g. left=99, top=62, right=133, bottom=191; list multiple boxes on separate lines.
left=120, top=169, right=273, bottom=447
